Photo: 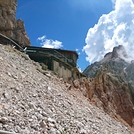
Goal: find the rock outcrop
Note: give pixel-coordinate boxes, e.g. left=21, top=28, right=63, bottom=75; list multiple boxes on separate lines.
left=73, top=74, right=134, bottom=128
left=0, top=0, right=30, bottom=46
left=81, top=45, right=134, bottom=128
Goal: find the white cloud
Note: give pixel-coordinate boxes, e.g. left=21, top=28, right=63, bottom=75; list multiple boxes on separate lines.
left=37, top=35, right=46, bottom=41
left=76, top=48, right=81, bottom=55
left=83, top=0, right=134, bottom=63
left=37, top=35, right=63, bottom=49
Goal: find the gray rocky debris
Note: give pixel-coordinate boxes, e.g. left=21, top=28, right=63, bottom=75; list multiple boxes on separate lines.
left=0, top=45, right=133, bottom=134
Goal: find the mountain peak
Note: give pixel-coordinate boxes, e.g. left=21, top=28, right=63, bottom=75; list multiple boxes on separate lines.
left=83, top=45, right=134, bottom=128
left=101, top=45, right=127, bottom=63
left=112, top=45, right=127, bottom=58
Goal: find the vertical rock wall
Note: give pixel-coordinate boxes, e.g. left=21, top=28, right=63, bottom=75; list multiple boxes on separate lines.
left=72, top=75, right=134, bottom=128
left=0, top=0, right=30, bottom=46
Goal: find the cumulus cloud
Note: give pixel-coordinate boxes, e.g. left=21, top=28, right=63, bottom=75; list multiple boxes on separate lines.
left=37, top=35, right=63, bottom=49
left=83, top=0, right=134, bottom=63
left=76, top=48, right=81, bottom=55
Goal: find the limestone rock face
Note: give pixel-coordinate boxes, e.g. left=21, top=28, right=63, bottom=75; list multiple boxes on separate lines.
left=74, top=74, right=134, bottom=127
left=82, top=45, right=134, bottom=128
left=0, top=0, right=30, bottom=46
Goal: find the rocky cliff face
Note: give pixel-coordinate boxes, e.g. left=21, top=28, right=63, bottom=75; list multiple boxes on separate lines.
left=78, top=45, right=134, bottom=128
left=0, top=0, right=30, bottom=46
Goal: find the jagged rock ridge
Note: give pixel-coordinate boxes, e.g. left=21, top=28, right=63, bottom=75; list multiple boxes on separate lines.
left=0, top=0, right=30, bottom=46
left=81, top=45, right=134, bottom=128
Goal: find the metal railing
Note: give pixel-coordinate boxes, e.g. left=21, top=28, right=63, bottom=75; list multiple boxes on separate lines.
left=26, top=48, right=76, bottom=67
left=0, top=33, right=77, bottom=67
left=0, top=130, right=16, bottom=134
left=0, top=33, right=24, bottom=50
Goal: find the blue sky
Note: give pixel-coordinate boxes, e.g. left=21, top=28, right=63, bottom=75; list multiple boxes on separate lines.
left=16, top=0, right=134, bottom=71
